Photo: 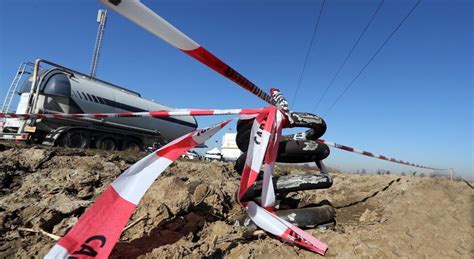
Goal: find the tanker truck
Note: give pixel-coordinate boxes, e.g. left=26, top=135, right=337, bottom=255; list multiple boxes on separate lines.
left=0, top=59, right=198, bottom=151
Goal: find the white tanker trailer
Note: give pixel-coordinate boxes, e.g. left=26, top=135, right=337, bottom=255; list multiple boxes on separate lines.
left=0, top=59, right=197, bottom=150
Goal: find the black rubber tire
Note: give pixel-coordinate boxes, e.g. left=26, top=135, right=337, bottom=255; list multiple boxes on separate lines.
left=234, top=140, right=330, bottom=174
left=234, top=153, right=264, bottom=180
left=236, top=119, right=254, bottom=152
left=234, top=152, right=247, bottom=174
left=286, top=112, right=327, bottom=140
left=237, top=118, right=254, bottom=132
left=236, top=113, right=327, bottom=152
left=239, top=174, right=333, bottom=202
left=97, top=137, right=117, bottom=151
left=281, top=128, right=326, bottom=142
left=60, top=130, right=90, bottom=149
left=277, top=140, right=330, bottom=163
left=236, top=205, right=336, bottom=228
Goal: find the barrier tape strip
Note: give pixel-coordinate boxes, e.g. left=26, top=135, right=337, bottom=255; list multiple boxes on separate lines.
left=318, top=139, right=445, bottom=170
left=1, top=109, right=440, bottom=170
left=93, top=0, right=441, bottom=172
left=239, top=106, right=328, bottom=254
left=41, top=108, right=325, bottom=257
left=99, top=0, right=277, bottom=106
left=261, top=110, right=283, bottom=209
left=45, top=119, right=231, bottom=258
left=238, top=107, right=275, bottom=201
left=17, top=0, right=442, bottom=256
left=0, top=108, right=263, bottom=119
left=43, top=106, right=329, bottom=257
left=21, top=106, right=440, bottom=257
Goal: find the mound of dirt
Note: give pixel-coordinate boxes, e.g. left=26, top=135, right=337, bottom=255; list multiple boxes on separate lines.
left=0, top=144, right=472, bottom=258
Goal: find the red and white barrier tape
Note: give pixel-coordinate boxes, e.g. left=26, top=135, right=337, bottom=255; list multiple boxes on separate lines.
left=0, top=108, right=263, bottom=119
left=30, top=105, right=443, bottom=257
left=34, top=0, right=444, bottom=256
left=1, top=108, right=440, bottom=171
left=94, top=0, right=441, bottom=172
left=44, top=107, right=329, bottom=257
left=239, top=106, right=328, bottom=254
left=99, top=0, right=277, bottom=106
left=318, top=139, right=445, bottom=170
left=1, top=107, right=440, bottom=171
left=45, top=119, right=231, bottom=258
left=29, top=110, right=440, bottom=252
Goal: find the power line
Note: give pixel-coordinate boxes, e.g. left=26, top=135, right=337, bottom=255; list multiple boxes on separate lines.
left=290, top=0, right=326, bottom=109
left=311, top=0, right=385, bottom=113
left=323, top=0, right=421, bottom=116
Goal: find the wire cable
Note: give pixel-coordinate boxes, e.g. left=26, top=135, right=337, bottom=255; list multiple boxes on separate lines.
left=290, top=0, right=326, bottom=109
left=323, top=0, right=421, bottom=116
left=311, top=0, right=385, bottom=113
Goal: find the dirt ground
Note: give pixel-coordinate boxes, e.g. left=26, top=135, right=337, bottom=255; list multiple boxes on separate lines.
left=0, top=143, right=472, bottom=258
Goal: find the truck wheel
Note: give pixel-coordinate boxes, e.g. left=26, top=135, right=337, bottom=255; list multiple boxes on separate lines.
left=61, top=131, right=90, bottom=149
left=125, top=140, right=141, bottom=152
left=97, top=137, right=117, bottom=151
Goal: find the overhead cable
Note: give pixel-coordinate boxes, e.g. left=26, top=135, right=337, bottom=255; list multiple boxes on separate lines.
left=290, top=0, right=326, bottom=109
left=324, top=0, right=421, bottom=116
left=311, top=0, right=385, bottom=113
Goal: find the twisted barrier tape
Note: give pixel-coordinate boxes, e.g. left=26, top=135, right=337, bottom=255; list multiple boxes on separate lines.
left=94, top=0, right=441, bottom=171
left=33, top=1, right=441, bottom=255
left=3, top=106, right=438, bottom=256
left=317, top=139, right=446, bottom=170
left=238, top=106, right=328, bottom=254
left=43, top=107, right=328, bottom=257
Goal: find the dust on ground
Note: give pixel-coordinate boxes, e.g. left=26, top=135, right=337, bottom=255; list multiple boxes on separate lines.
left=0, top=143, right=472, bottom=258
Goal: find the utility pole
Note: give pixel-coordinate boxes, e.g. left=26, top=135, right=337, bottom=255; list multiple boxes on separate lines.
left=90, top=9, right=107, bottom=78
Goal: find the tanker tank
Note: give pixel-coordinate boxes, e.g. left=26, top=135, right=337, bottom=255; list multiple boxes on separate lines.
left=2, top=59, right=197, bottom=150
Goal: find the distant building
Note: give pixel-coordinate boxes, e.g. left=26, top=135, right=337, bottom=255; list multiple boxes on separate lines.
left=221, top=133, right=242, bottom=161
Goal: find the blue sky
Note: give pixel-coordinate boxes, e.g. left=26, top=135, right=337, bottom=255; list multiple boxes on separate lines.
left=0, top=0, right=472, bottom=178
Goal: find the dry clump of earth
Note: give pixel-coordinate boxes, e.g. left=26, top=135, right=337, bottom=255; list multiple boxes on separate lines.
left=0, top=142, right=472, bottom=258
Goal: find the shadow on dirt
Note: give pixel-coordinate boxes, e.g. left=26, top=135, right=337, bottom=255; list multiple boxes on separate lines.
left=110, top=204, right=219, bottom=258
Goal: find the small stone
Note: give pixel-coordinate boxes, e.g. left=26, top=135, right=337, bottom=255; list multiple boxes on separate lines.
left=193, top=184, right=208, bottom=203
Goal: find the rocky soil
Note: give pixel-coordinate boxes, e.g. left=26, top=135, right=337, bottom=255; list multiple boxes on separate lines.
left=0, top=142, right=472, bottom=258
